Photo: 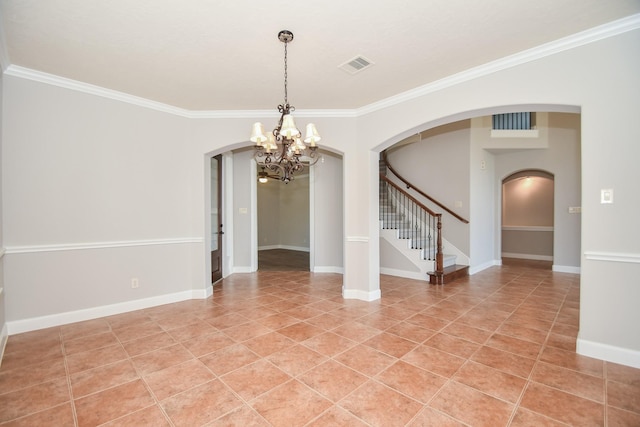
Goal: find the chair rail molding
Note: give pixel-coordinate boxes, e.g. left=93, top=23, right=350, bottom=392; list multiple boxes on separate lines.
left=4, top=237, right=204, bottom=255
left=584, top=251, right=640, bottom=264
left=346, top=236, right=369, bottom=243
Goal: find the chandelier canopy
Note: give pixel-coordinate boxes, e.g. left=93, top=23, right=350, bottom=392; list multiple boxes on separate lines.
left=250, top=30, right=320, bottom=184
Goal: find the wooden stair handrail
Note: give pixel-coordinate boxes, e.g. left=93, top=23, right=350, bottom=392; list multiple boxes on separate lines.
left=380, top=175, right=439, bottom=218
left=380, top=174, right=444, bottom=280
left=382, top=151, right=470, bottom=224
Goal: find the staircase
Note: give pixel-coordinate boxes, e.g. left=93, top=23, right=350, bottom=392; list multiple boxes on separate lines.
left=379, top=161, right=468, bottom=284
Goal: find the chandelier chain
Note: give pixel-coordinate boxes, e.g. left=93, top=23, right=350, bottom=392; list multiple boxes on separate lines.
left=283, top=41, right=288, bottom=105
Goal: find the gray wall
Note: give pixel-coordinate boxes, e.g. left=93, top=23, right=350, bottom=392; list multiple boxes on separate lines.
left=232, top=148, right=255, bottom=269
left=258, top=176, right=310, bottom=251
left=233, top=148, right=343, bottom=272
left=257, top=175, right=282, bottom=248
left=312, top=150, right=344, bottom=272
left=385, top=120, right=471, bottom=254
left=494, top=113, right=581, bottom=269
left=0, top=69, right=6, bottom=351
left=382, top=113, right=579, bottom=271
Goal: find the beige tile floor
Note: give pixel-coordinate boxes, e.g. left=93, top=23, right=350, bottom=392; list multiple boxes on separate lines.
left=1, top=264, right=640, bottom=426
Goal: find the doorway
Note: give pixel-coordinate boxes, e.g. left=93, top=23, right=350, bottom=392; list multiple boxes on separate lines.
left=211, top=155, right=223, bottom=282
left=501, top=170, right=554, bottom=267
left=257, top=174, right=310, bottom=271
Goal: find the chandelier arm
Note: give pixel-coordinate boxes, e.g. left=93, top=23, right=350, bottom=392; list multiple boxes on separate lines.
left=264, top=162, right=284, bottom=174
left=305, top=150, right=321, bottom=166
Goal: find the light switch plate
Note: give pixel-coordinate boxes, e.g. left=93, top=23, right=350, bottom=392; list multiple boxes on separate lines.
left=601, top=189, right=613, bottom=204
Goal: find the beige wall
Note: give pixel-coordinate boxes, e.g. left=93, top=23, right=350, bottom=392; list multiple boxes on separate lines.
left=502, top=175, right=555, bottom=259
left=502, top=176, right=554, bottom=226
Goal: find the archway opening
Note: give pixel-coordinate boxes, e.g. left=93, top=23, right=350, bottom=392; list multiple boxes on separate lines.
left=501, top=170, right=555, bottom=269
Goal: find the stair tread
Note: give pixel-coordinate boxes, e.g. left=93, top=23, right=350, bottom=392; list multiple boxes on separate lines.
left=427, top=264, right=469, bottom=285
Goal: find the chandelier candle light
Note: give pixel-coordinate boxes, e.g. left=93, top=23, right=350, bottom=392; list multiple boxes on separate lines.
left=250, top=30, right=321, bottom=183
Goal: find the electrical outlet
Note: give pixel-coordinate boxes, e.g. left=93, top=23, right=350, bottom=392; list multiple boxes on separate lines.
left=131, top=278, right=139, bottom=289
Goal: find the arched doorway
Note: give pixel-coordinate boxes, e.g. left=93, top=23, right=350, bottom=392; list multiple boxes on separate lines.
left=501, top=170, right=555, bottom=268
left=257, top=173, right=310, bottom=271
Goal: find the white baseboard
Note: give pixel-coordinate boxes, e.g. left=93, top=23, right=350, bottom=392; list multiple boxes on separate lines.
left=258, top=245, right=310, bottom=252
left=0, top=323, right=8, bottom=369
left=502, top=252, right=553, bottom=261
left=552, top=265, right=581, bottom=274
left=312, top=266, right=344, bottom=274
left=342, top=287, right=381, bottom=302
left=6, top=288, right=210, bottom=335
left=233, top=266, right=255, bottom=273
left=469, top=259, right=501, bottom=275
left=380, top=267, right=426, bottom=282
left=577, top=337, right=640, bottom=369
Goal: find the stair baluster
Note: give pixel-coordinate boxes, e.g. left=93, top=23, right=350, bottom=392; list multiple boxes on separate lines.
left=379, top=174, right=444, bottom=282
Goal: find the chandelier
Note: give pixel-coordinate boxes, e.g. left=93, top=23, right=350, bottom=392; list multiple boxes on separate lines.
left=250, top=30, right=321, bottom=184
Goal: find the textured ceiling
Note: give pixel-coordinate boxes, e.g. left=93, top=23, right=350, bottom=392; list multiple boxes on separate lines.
left=1, top=0, right=639, bottom=110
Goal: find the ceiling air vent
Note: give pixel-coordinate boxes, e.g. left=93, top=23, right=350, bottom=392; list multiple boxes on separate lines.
left=339, top=55, right=374, bottom=74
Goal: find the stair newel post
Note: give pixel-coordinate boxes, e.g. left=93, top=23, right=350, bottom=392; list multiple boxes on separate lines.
left=435, top=214, right=444, bottom=284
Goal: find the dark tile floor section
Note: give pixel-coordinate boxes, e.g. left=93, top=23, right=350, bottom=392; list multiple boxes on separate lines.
left=258, top=249, right=309, bottom=271
left=1, top=264, right=640, bottom=426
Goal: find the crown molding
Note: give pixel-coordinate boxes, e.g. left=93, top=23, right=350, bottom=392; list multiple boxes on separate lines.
left=4, top=65, right=357, bottom=120
left=3, top=14, right=639, bottom=118
left=4, top=65, right=198, bottom=117
left=355, top=13, right=640, bottom=116
left=187, top=108, right=357, bottom=119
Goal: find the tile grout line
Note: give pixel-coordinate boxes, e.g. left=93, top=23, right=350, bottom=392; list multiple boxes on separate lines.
left=506, top=276, right=582, bottom=426
left=6, top=268, right=633, bottom=426
left=505, top=275, right=557, bottom=426
left=61, top=328, right=82, bottom=427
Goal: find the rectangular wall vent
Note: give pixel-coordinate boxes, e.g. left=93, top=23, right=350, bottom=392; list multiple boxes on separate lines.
left=339, top=55, right=374, bottom=74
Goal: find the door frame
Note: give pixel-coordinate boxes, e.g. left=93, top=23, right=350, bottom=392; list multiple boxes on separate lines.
left=205, top=152, right=233, bottom=284
left=210, top=154, right=223, bottom=283
left=252, top=161, right=315, bottom=272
